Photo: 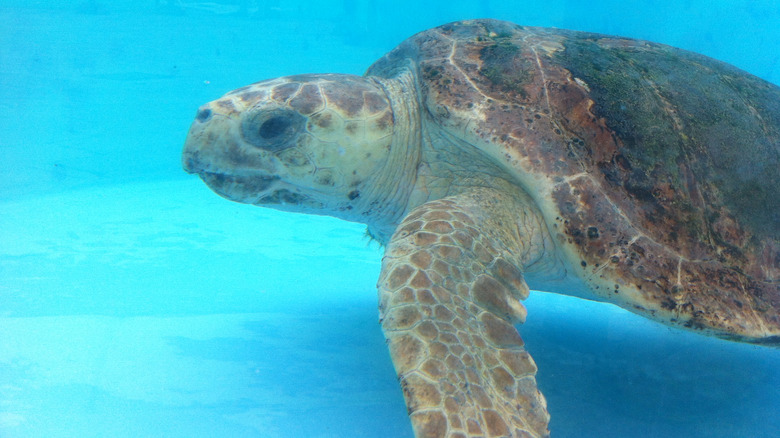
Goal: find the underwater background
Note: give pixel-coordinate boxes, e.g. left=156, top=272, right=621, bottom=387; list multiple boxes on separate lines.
left=1, top=1, right=779, bottom=437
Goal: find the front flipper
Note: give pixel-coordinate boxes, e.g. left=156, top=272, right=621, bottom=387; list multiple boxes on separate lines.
left=378, top=190, right=550, bottom=438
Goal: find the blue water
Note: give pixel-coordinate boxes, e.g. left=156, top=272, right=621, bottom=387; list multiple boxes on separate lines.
left=1, top=1, right=779, bottom=437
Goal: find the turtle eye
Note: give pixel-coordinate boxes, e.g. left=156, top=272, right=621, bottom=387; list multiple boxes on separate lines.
left=241, top=109, right=305, bottom=152
left=259, top=116, right=292, bottom=139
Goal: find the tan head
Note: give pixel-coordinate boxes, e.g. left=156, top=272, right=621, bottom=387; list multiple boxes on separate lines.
left=182, top=74, right=401, bottom=224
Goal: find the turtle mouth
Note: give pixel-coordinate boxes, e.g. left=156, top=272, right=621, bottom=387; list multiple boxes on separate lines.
left=197, top=171, right=317, bottom=209
left=199, top=171, right=280, bottom=203
left=253, top=188, right=312, bottom=206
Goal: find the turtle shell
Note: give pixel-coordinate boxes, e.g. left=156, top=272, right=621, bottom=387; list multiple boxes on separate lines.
left=367, top=19, right=779, bottom=343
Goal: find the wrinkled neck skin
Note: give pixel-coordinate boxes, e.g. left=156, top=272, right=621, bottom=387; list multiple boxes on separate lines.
left=367, top=69, right=545, bottom=246
left=367, top=68, right=562, bottom=280
left=359, top=68, right=472, bottom=244
left=356, top=71, right=423, bottom=243
left=362, top=67, right=525, bottom=243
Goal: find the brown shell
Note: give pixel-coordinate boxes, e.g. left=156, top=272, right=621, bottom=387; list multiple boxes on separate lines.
left=367, top=19, right=780, bottom=343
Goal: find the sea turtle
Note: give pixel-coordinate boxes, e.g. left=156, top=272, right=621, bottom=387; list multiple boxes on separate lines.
left=182, top=19, right=779, bottom=438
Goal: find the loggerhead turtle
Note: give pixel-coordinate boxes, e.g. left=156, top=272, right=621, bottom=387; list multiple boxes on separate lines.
left=182, top=19, right=779, bottom=438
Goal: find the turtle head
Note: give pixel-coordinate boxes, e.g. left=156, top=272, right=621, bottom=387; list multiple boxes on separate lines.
left=182, top=74, right=398, bottom=221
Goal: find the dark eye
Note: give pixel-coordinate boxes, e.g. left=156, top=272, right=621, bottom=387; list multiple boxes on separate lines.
left=241, top=109, right=304, bottom=152
left=259, top=116, right=292, bottom=139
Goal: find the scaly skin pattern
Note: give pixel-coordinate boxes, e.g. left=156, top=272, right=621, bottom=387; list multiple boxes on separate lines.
left=367, top=19, right=779, bottom=343
left=379, top=189, right=549, bottom=438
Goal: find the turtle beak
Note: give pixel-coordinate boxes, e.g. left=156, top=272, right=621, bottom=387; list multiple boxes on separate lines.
left=182, top=105, right=215, bottom=175
left=182, top=151, right=207, bottom=176
left=181, top=103, right=288, bottom=205
left=182, top=150, right=202, bottom=175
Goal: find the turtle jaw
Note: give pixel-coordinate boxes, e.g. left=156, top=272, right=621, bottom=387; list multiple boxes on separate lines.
left=190, top=168, right=323, bottom=211
left=197, top=171, right=279, bottom=204
left=182, top=107, right=283, bottom=205
left=182, top=126, right=326, bottom=212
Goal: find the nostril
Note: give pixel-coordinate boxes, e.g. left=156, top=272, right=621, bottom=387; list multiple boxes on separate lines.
left=195, top=107, right=212, bottom=123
